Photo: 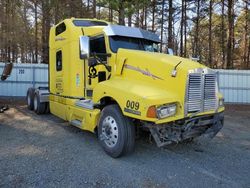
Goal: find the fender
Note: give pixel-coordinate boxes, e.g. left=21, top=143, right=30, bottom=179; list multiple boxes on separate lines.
left=93, top=77, right=184, bottom=123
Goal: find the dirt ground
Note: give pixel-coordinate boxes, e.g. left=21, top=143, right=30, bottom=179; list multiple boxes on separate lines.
left=0, top=97, right=250, bottom=188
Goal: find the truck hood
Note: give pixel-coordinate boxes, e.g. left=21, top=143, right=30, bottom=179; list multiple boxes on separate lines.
left=115, top=48, right=208, bottom=105
left=116, top=48, right=206, bottom=78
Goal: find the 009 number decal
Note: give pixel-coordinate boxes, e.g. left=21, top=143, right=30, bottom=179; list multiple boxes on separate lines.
left=126, top=100, right=139, bottom=110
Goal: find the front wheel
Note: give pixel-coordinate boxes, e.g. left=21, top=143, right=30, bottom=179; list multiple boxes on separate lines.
left=98, top=104, right=135, bottom=158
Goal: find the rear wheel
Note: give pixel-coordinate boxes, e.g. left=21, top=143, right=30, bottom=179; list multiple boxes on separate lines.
left=98, top=104, right=135, bottom=158
left=34, top=93, right=46, bottom=114
left=26, top=88, right=35, bottom=110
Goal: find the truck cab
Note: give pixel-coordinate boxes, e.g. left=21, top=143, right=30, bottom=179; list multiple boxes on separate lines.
left=27, top=18, right=224, bottom=158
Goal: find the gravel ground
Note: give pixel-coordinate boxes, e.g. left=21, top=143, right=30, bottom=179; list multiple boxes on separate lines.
left=0, top=97, right=250, bottom=188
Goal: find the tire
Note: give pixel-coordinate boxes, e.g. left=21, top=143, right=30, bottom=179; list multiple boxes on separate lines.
left=34, top=93, right=46, bottom=114
left=98, top=104, right=135, bottom=158
left=26, top=88, right=35, bottom=110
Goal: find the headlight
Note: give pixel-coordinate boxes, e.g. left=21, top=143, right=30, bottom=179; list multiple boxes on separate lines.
left=157, top=103, right=177, bottom=119
left=219, top=98, right=224, bottom=107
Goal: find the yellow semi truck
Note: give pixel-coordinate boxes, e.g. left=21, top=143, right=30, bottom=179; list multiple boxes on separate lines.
left=26, top=18, right=224, bottom=158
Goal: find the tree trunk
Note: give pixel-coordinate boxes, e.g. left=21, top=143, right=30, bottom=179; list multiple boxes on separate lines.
left=247, top=39, right=250, bottom=69
left=108, top=0, right=111, bottom=22
left=87, top=0, right=90, bottom=14
left=98, top=5, right=101, bottom=19
left=41, top=0, right=51, bottom=64
left=180, top=0, right=184, bottom=56
left=140, top=6, right=144, bottom=28
left=34, top=0, right=38, bottom=63
left=118, top=0, right=125, bottom=25
left=135, top=2, right=140, bottom=27
left=221, top=0, right=226, bottom=68
left=108, top=0, right=113, bottom=22
left=92, top=0, right=96, bottom=18
left=160, top=0, right=165, bottom=52
left=232, top=3, right=235, bottom=68
left=184, top=0, right=187, bottom=57
left=208, top=0, right=213, bottom=67
left=194, top=0, right=200, bottom=58
left=54, top=0, right=60, bottom=24
left=151, top=0, right=156, bottom=32
left=110, top=8, right=113, bottom=23
left=127, top=1, right=132, bottom=26
left=168, top=0, right=174, bottom=50
left=20, top=46, right=25, bottom=63
left=128, top=14, right=132, bottom=26
left=243, top=0, right=249, bottom=69
left=144, top=5, right=148, bottom=30
left=5, top=0, right=10, bottom=62
left=227, top=0, right=234, bottom=69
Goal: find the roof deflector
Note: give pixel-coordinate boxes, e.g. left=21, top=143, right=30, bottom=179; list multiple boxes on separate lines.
left=103, top=25, right=160, bottom=43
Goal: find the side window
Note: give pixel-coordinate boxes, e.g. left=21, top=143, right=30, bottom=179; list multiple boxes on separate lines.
left=90, top=36, right=107, bottom=61
left=55, top=22, right=66, bottom=36
left=56, top=51, right=62, bottom=71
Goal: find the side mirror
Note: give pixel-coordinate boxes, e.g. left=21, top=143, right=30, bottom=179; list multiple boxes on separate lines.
left=79, top=36, right=90, bottom=59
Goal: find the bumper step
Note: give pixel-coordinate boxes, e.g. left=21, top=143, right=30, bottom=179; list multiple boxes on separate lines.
left=70, top=119, right=82, bottom=128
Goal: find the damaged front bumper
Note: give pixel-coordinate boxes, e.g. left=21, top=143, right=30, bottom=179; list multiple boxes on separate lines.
left=145, top=112, right=224, bottom=147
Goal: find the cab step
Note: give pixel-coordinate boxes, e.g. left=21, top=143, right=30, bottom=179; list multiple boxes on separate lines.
left=70, top=119, right=82, bottom=128
left=75, top=99, right=94, bottom=110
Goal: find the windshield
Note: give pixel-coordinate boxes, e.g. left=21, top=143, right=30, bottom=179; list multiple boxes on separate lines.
left=109, top=36, right=159, bottom=53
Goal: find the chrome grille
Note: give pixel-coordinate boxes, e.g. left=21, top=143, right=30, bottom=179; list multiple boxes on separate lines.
left=187, top=74, right=202, bottom=112
left=187, top=72, right=217, bottom=113
left=204, top=74, right=217, bottom=111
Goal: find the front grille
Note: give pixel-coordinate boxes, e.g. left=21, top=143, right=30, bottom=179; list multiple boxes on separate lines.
left=187, top=74, right=202, bottom=112
left=204, top=74, right=217, bottom=111
left=187, top=72, right=217, bottom=113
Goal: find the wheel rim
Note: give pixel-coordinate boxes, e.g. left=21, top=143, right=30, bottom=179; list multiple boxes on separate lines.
left=34, top=96, right=38, bottom=110
left=101, top=116, right=118, bottom=148
left=27, top=95, right=31, bottom=106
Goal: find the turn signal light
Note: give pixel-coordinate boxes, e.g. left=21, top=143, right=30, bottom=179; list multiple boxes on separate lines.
left=147, top=106, right=157, bottom=118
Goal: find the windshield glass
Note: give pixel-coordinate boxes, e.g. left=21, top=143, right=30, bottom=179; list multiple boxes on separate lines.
left=109, top=36, right=159, bottom=53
